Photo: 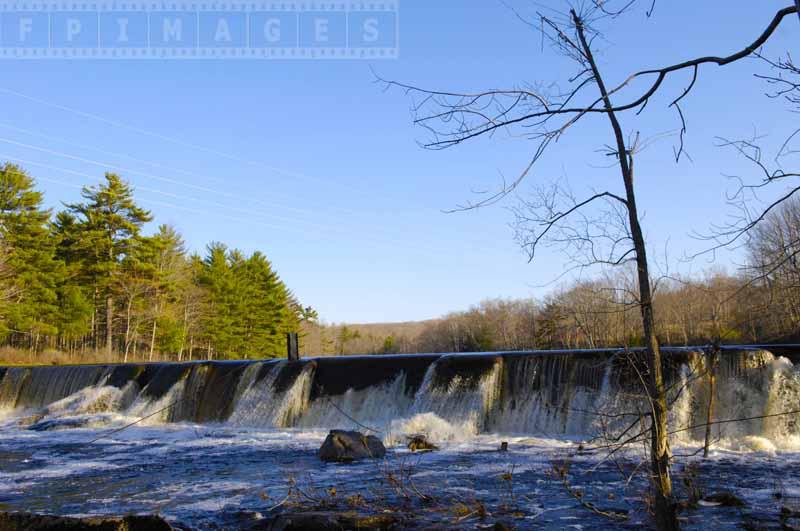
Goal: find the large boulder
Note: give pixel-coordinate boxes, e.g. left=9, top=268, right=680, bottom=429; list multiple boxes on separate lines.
left=318, top=430, right=386, bottom=462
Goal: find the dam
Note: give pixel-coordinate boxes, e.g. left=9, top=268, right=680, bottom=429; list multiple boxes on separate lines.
left=1, top=347, right=799, bottom=529
left=1, top=347, right=798, bottom=444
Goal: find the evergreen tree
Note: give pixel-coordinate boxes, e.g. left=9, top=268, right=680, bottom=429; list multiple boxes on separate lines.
left=0, top=163, right=62, bottom=351
left=140, top=225, right=188, bottom=360
left=0, top=240, right=16, bottom=340
left=53, top=211, right=94, bottom=352
left=63, top=173, right=152, bottom=355
left=0, top=165, right=305, bottom=362
left=198, top=244, right=299, bottom=359
left=241, top=251, right=297, bottom=357
left=56, top=285, right=93, bottom=353
left=199, top=242, right=236, bottom=359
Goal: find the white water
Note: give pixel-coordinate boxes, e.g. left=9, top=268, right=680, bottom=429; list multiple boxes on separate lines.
left=1, top=349, right=799, bottom=451
left=3, top=350, right=800, bottom=529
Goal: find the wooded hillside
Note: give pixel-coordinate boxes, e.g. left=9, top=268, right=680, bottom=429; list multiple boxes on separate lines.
left=307, top=196, right=800, bottom=355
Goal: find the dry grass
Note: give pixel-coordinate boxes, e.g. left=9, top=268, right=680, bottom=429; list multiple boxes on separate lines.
left=0, top=347, right=179, bottom=367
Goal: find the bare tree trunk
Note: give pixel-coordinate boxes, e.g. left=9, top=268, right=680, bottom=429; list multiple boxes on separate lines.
left=178, top=303, right=189, bottom=362
left=149, top=318, right=157, bottom=362
left=574, top=12, right=678, bottom=530
left=105, top=294, right=113, bottom=357
left=124, top=296, right=133, bottom=362
left=91, top=301, right=96, bottom=350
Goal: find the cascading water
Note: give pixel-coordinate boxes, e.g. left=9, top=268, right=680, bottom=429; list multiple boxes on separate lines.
left=1, top=347, right=799, bottom=451
left=229, top=361, right=315, bottom=428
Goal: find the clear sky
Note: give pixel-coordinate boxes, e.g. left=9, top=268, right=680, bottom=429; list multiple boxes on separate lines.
left=0, top=1, right=797, bottom=324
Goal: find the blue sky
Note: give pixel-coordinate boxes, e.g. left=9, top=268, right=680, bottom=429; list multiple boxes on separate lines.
left=0, top=0, right=797, bottom=324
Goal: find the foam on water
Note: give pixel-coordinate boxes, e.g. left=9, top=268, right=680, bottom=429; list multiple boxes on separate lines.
left=228, top=361, right=314, bottom=428
left=1, top=348, right=799, bottom=452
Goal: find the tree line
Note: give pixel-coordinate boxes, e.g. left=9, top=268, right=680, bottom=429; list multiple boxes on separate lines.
left=0, top=163, right=306, bottom=363
left=307, top=197, right=800, bottom=356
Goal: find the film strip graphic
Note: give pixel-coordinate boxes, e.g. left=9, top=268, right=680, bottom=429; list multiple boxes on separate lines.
left=0, top=1, right=398, bottom=58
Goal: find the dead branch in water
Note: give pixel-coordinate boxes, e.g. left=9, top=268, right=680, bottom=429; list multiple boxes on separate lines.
left=551, top=459, right=630, bottom=521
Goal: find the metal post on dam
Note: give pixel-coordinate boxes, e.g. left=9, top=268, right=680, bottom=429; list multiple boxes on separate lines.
left=286, top=333, right=300, bottom=362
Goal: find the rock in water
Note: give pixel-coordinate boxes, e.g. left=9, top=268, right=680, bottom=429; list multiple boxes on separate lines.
left=407, top=435, right=438, bottom=452
left=702, top=491, right=746, bottom=507
left=0, top=512, right=172, bottom=530
left=319, top=430, right=386, bottom=462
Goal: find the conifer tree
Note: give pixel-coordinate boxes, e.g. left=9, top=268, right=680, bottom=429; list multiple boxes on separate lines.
left=199, top=242, right=236, bottom=359
left=241, top=251, right=296, bottom=357
left=198, top=244, right=299, bottom=359
left=0, top=163, right=62, bottom=352
left=0, top=240, right=17, bottom=339
left=52, top=211, right=93, bottom=352
left=63, top=173, right=152, bottom=356
left=140, top=225, right=188, bottom=360
left=0, top=165, right=304, bottom=361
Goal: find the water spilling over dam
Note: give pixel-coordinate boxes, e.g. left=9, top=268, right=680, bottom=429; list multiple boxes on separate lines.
left=2, top=347, right=798, bottom=449
left=2, top=347, right=800, bottom=529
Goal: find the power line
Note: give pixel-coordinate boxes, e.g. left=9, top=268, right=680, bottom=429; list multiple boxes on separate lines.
left=0, top=122, right=230, bottom=186
left=0, top=86, right=398, bottom=200
left=0, top=140, right=446, bottom=254
left=0, top=154, right=337, bottom=232
left=0, top=122, right=363, bottom=217
left=0, top=160, right=447, bottom=256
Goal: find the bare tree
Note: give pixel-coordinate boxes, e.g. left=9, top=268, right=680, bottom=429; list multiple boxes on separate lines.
left=381, top=2, right=798, bottom=528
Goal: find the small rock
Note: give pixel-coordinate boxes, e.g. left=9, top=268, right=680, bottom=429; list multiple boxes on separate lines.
left=319, top=430, right=386, bottom=462
left=703, top=491, right=746, bottom=507
left=16, top=412, right=46, bottom=427
left=407, top=434, right=438, bottom=452
left=499, top=442, right=508, bottom=452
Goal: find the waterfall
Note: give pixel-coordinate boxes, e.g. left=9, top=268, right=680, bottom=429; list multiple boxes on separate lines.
left=384, top=355, right=503, bottom=443
left=229, top=361, right=315, bottom=428
left=1, top=348, right=799, bottom=450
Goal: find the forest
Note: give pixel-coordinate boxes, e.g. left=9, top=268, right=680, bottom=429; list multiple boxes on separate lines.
left=306, top=195, right=800, bottom=356
left=0, top=162, right=307, bottom=364
left=4, top=160, right=800, bottom=364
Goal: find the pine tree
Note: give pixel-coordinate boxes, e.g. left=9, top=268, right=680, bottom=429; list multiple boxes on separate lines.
left=199, top=242, right=236, bottom=359
left=0, top=163, right=63, bottom=353
left=56, top=285, right=92, bottom=354
left=241, top=252, right=292, bottom=357
left=63, top=173, right=152, bottom=356
left=139, top=225, right=188, bottom=360
left=0, top=240, right=17, bottom=340
left=197, top=245, right=299, bottom=359
left=0, top=167, right=304, bottom=362
left=53, top=211, right=93, bottom=353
